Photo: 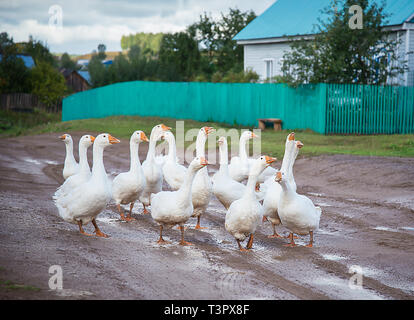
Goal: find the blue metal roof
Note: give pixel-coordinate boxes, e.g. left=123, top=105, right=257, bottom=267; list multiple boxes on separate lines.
left=78, top=71, right=91, bottom=84
left=0, top=54, right=35, bottom=68
left=234, top=0, right=414, bottom=41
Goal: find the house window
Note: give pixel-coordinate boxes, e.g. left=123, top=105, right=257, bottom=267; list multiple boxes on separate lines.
left=264, top=59, right=273, bottom=80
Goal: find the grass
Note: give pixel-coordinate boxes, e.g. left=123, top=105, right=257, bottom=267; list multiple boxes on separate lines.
left=1, top=111, right=413, bottom=158
left=0, top=109, right=61, bottom=137
left=0, top=279, right=41, bottom=292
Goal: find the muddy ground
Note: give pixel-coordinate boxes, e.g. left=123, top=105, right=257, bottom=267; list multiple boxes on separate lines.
left=0, top=132, right=413, bottom=300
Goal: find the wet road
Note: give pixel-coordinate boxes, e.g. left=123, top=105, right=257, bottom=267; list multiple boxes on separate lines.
left=0, top=132, right=413, bottom=299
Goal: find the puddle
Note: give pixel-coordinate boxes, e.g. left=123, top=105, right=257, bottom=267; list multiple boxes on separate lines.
left=316, top=202, right=332, bottom=207
left=52, top=289, right=95, bottom=297
left=312, top=276, right=384, bottom=300
left=96, top=216, right=118, bottom=224
left=23, top=157, right=42, bottom=165
left=373, top=226, right=398, bottom=232
left=308, top=192, right=324, bottom=197
left=321, top=253, right=347, bottom=261
left=44, top=160, right=59, bottom=165
left=400, top=227, right=414, bottom=232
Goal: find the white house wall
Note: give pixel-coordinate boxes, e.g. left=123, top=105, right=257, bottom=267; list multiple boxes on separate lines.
left=243, top=42, right=291, bottom=81
left=407, top=28, right=414, bottom=86
left=242, top=27, right=414, bottom=86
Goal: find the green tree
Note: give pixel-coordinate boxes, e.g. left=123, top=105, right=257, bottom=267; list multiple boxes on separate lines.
left=0, top=32, right=32, bottom=93
left=60, top=52, right=77, bottom=70
left=97, top=44, right=107, bottom=60
left=281, top=0, right=407, bottom=85
left=121, top=32, right=164, bottom=56
left=29, top=61, right=67, bottom=107
left=24, top=35, right=56, bottom=66
left=158, top=32, right=200, bottom=81
left=215, top=8, right=256, bottom=73
left=88, top=54, right=107, bottom=87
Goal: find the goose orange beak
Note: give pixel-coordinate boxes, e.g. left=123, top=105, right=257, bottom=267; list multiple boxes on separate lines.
left=200, top=157, right=209, bottom=166
left=265, top=156, right=277, bottom=164
left=275, top=171, right=283, bottom=182
left=161, top=124, right=171, bottom=131
left=108, top=135, right=120, bottom=144
left=296, top=141, right=304, bottom=148
left=288, top=132, right=295, bottom=141
left=140, top=132, right=149, bottom=142
left=59, top=134, right=66, bottom=140
left=252, top=132, right=258, bottom=138
left=203, top=127, right=214, bottom=135
left=90, top=136, right=95, bottom=143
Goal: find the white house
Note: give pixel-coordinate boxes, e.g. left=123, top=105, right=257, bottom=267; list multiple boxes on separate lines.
left=234, top=0, right=414, bottom=86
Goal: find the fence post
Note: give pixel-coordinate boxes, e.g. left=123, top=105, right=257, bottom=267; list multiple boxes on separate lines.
left=319, top=83, right=327, bottom=134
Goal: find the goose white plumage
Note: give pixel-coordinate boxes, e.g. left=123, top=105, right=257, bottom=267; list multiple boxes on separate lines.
left=161, top=131, right=187, bottom=191
left=275, top=171, right=322, bottom=247
left=225, top=155, right=277, bottom=251
left=112, top=130, right=148, bottom=221
left=54, top=133, right=120, bottom=237
left=59, top=133, right=79, bottom=180
left=190, top=126, right=214, bottom=229
left=212, top=136, right=264, bottom=210
left=54, top=134, right=95, bottom=200
left=228, top=130, right=257, bottom=182
left=139, top=124, right=171, bottom=213
left=151, top=156, right=209, bottom=245
left=262, top=132, right=302, bottom=238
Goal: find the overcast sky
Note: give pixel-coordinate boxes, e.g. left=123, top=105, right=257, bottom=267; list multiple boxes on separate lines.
left=1, top=0, right=274, bottom=54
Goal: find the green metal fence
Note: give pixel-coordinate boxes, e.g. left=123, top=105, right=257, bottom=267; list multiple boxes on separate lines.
left=326, top=84, right=414, bottom=134
left=62, top=80, right=414, bottom=134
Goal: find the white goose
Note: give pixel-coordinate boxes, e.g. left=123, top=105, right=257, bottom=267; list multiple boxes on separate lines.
left=59, top=133, right=79, bottom=179
left=190, top=126, right=214, bottom=229
left=54, top=134, right=95, bottom=200
left=151, top=156, right=209, bottom=245
left=228, top=130, right=257, bottom=182
left=225, top=155, right=276, bottom=251
left=112, top=131, right=148, bottom=221
left=212, top=136, right=264, bottom=210
left=139, top=124, right=171, bottom=214
left=161, top=131, right=187, bottom=191
left=262, top=133, right=302, bottom=238
left=275, top=171, right=322, bottom=247
left=55, top=133, right=120, bottom=237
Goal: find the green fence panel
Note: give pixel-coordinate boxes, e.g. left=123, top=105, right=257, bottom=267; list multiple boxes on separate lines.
left=325, top=83, right=414, bottom=134
left=62, top=81, right=413, bottom=134
left=63, top=81, right=326, bottom=133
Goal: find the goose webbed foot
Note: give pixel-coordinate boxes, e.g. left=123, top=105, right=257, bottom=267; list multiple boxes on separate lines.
left=92, top=219, right=109, bottom=238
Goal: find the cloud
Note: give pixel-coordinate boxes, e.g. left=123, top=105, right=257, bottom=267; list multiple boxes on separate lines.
left=1, top=0, right=274, bottom=54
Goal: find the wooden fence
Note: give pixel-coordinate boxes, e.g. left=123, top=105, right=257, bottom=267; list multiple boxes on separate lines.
left=0, top=93, right=61, bottom=113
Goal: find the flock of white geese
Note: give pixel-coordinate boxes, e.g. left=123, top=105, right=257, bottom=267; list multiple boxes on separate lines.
left=53, top=124, right=322, bottom=251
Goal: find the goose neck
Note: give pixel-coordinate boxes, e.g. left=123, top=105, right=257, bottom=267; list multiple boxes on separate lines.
left=218, top=142, right=229, bottom=174
left=65, top=141, right=76, bottom=164
left=129, top=141, right=141, bottom=172
left=177, top=165, right=198, bottom=201
left=91, top=144, right=106, bottom=179
left=244, top=173, right=259, bottom=199
left=239, top=135, right=248, bottom=161
left=166, top=136, right=177, bottom=161
left=196, top=133, right=206, bottom=158
left=78, top=144, right=89, bottom=173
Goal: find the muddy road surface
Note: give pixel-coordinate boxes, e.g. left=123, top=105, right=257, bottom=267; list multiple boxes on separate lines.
left=0, top=132, right=413, bottom=300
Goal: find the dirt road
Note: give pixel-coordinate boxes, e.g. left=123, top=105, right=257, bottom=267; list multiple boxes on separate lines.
left=0, top=132, right=413, bottom=300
